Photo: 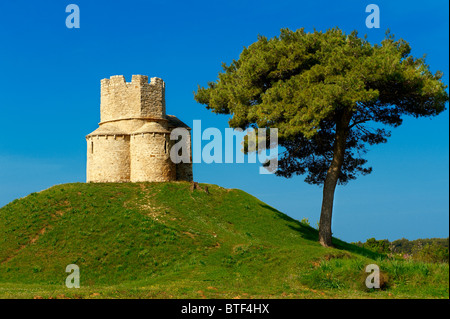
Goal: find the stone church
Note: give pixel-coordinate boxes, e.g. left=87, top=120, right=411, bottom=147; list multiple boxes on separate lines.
left=86, top=75, right=193, bottom=183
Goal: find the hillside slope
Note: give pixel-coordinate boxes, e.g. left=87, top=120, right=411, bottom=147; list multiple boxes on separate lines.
left=0, top=182, right=447, bottom=298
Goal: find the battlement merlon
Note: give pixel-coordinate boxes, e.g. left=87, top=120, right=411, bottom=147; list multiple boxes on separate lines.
left=100, top=74, right=165, bottom=88
left=100, top=75, right=166, bottom=122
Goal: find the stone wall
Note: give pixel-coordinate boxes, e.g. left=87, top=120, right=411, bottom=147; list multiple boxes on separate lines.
left=86, top=135, right=130, bottom=182
left=141, top=77, right=166, bottom=118
left=130, top=132, right=176, bottom=182
left=100, top=75, right=142, bottom=122
left=100, top=75, right=166, bottom=123
left=175, top=132, right=193, bottom=182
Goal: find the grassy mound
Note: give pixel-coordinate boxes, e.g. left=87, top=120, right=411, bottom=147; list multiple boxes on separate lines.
left=0, top=182, right=447, bottom=298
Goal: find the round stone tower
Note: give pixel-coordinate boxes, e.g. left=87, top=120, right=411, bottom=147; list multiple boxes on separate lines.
left=130, top=121, right=176, bottom=182
left=86, top=124, right=130, bottom=182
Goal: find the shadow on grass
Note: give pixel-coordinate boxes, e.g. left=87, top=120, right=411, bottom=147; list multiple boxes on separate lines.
left=332, top=237, right=381, bottom=260
left=259, top=203, right=381, bottom=260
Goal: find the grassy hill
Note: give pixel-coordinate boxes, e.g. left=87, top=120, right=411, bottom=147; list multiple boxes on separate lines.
left=0, top=182, right=448, bottom=299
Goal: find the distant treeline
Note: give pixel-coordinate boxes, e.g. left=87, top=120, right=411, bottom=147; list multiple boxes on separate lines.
left=352, top=237, right=449, bottom=263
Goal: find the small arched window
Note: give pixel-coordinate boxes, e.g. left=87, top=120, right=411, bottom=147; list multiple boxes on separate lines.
left=91, top=141, right=94, bottom=154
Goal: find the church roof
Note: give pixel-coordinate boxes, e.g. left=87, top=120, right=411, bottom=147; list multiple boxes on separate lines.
left=86, top=125, right=128, bottom=137
left=132, top=122, right=171, bottom=134
left=166, top=115, right=191, bottom=129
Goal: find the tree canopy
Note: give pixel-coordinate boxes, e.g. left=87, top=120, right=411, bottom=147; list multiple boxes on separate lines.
left=195, top=28, right=448, bottom=185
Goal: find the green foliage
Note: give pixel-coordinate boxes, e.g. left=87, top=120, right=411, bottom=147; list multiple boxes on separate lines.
left=300, top=217, right=310, bottom=226
left=353, top=237, right=449, bottom=263
left=300, top=254, right=448, bottom=297
left=195, top=28, right=448, bottom=185
left=361, top=238, right=391, bottom=254
left=392, top=238, right=449, bottom=254
left=414, top=243, right=449, bottom=264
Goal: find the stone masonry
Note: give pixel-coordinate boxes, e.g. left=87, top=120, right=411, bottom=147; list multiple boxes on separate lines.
left=86, top=75, right=193, bottom=183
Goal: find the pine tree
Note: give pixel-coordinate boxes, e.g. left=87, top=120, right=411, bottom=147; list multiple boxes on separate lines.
left=194, top=28, right=448, bottom=247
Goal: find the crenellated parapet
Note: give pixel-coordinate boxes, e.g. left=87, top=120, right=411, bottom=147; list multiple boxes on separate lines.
left=100, top=74, right=166, bottom=123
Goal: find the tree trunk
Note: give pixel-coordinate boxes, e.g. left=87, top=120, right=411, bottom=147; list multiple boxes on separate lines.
left=318, top=111, right=352, bottom=247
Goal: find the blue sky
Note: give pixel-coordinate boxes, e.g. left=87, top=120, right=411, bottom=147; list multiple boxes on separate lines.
left=0, top=0, right=448, bottom=242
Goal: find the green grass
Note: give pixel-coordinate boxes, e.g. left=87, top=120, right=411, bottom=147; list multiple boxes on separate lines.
left=0, top=182, right=447, bottom=299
